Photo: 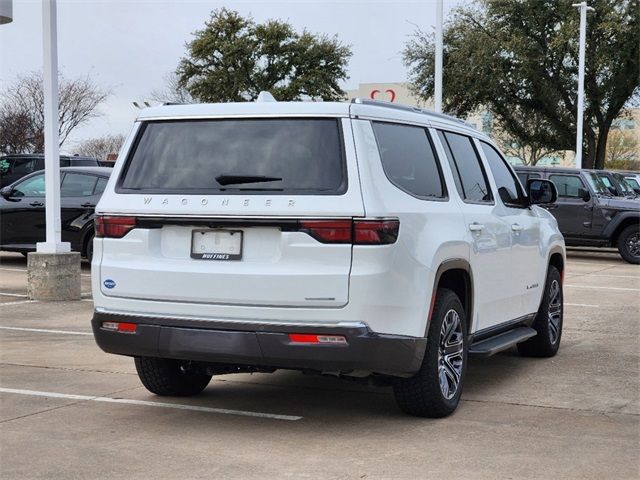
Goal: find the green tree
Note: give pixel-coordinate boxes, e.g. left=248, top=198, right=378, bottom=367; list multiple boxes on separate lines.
left=176, top=8, right=352, bottom=102
left=404, top=0, right=640, bottom=169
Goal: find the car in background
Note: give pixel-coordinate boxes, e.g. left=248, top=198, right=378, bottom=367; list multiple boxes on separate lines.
left=596, top=170, right=638, bottom=199
left=0, top=166, right=111, bottom=261
left=621, top=172, right=640, bottom=195
left=515, top=166, right=640, bottom=263
left=0, top=154, right=100, bottom=187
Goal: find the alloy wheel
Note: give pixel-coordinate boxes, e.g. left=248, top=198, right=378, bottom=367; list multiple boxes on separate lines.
left=438, top=309, right=464, bottom=400
left=548, top=279, right=562, bottom=344
left=626, top=232, right=640, bottom=258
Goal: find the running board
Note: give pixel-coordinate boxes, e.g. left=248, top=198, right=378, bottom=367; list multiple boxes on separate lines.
left=469, top=327, right=537, bottom=357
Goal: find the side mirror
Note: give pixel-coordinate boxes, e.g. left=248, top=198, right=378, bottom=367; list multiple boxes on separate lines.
left=577, top=188, right=591, bottom=202
left=0, top=186, right=13, bottom=199
left=527, top=179, right=557, bottom=205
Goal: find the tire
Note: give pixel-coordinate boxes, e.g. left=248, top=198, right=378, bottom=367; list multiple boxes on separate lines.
left=617, top=225, right=640, bottom=264
left=517, top=265, right=563, bottom=358
left=134, top=357, right=212, bottom=396
left=85, top=232, right=95, bottom=263
left=393, top=288, right=468, bottom=418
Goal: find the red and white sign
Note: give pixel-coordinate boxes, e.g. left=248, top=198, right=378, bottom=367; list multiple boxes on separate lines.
left=370, top=89, right=396, bottom=102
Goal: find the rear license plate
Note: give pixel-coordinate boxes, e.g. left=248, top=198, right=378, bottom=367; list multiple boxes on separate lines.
left=191, top=230, right=243, bottom=260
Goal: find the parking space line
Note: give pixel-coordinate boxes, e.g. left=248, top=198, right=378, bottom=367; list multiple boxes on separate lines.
left=0, top=300, right=38, bottom=307
left=0, top=292, right=28, bottom=297
left=565, top=303, right=600, bottom=308
left=566, top=273, right=640, bottom=279
left=0, top=387, right=302, bottom=421
left=565, top=285, right=640, bottom=292
left=0, top=326, right=92, bottom=336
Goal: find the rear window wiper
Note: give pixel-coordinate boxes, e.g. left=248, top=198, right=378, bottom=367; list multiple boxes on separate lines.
left=215, top=175, right=283, bottom=186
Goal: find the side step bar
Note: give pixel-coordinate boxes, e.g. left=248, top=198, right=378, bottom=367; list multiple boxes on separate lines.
left=469, top=327, right=537, bottom=357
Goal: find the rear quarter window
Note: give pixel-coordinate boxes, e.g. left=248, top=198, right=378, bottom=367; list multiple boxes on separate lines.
left=118, top=118, right=347, bottom=195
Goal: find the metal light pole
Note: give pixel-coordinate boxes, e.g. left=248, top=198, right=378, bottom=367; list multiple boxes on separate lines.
left=38, top=0, right=69, bottom=253
left=572, top=2, right=595, bottom=169
left=434, top=0, right=443, bottom=113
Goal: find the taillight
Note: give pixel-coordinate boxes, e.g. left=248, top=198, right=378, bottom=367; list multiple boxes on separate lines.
left=354, top=219, right=400, bottom=245
left=298, top=219, right=399, bottom=245
left=101, top=322, right=137, bottom=334
left=299, top=220, right=353, bottom=243
left=95, top=216, right=137, bottom=238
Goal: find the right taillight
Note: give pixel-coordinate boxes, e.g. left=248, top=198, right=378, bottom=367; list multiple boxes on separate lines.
left=95, top=216, right=137, bottom=238
left=354, top=219, right=400, bottom=245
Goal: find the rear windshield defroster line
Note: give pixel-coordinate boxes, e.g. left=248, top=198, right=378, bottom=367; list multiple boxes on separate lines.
left=116, top=117, right=348, bottom=195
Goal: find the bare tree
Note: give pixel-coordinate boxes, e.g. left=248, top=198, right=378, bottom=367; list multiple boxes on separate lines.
left=0, top=71, right=109, bottom=154
left=75, top=134, right=125, bottom=162
left=606, top=128, right=639, bottom=165
left=149, top=72, right=194, bottom=104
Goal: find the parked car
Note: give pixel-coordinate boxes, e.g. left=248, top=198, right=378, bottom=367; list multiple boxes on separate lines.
left=595, top=170, right=638, bottom=199
left=0, top=154, right=100, bottom=187
left=515, top=166, right=640, bottom=263
left=621, top=172, right=640, bottom=195
left=91, top=98, right=565, bottom=418
left=0, top=166, right=111, bottom=261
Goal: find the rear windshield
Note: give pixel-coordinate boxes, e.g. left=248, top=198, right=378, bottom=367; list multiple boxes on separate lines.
left=118, top=118, right=346, bottom=194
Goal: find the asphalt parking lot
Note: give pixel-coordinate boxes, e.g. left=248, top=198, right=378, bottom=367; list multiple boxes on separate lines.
left=0, top=250, right=638, bottom=479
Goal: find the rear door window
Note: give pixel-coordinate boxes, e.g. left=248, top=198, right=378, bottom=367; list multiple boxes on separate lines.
left=61, top=173, right=98, bottom=197
left=94, top=177, right=109, bottom=195
left=437, top=131, right=492, bottom=203
left=119, top=118, right=346, bottom=195
left=372, top=122, right=446, bottom=199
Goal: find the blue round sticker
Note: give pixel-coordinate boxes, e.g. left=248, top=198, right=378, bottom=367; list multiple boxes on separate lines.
left=103, top=279, right=116, bottom=289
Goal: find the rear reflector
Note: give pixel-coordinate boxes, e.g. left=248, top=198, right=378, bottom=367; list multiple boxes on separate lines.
left=101, top=322, right=137, bottom=334
left=288, top=334, right=347, bottom=345
left=298, top=219, right=399, bottom=245
left=95, top=216, right=137, bottom=238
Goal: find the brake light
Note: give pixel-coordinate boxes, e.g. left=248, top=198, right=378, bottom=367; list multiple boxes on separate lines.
left=101, top=322, right=137, bottom=334
left=298, top=219, right=399, bottom=245
left=288, top=334, right=347, bottom=344
left=95, top=216, right=137, bottom=238
left=354, top=219, right=400, bottom=245
left=299, top=220, right=352, bottom=243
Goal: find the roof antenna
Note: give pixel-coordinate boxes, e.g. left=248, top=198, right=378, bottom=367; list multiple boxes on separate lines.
left=256, top=91, right=277, bottom=102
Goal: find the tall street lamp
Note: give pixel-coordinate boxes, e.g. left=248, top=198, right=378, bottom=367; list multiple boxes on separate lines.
left=434, top=0, right=443, bottom=113
left=572, top=2, right=595, bottom=169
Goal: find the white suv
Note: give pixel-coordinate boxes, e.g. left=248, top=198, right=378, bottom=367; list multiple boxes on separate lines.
left=91, top=98, right=565, bottom=417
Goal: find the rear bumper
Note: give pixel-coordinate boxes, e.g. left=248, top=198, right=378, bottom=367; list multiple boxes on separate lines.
left=91, top=310, right=427, bottom=377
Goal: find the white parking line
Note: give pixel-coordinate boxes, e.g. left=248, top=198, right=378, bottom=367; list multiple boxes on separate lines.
left=0, top=300, right=38, bottom=307
left=565, top=303, right=600, bottom=308
left=565, top=285, right=640, bottom=292
left=0, top=387, right=302, bottom=421
left=566, top=274, right=640, bottom=279
left=0, top=326, right=92, bottom=336
left=0, top=292, right=28, bottom=297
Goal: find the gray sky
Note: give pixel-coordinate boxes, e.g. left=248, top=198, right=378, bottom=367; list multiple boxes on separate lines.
left=1, top=0, right=466, bottom=153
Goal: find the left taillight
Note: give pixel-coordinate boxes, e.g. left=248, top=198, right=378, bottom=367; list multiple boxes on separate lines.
left=95, top=216, right=137, bottom=238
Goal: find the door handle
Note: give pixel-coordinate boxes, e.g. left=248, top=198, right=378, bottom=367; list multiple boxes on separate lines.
left=469, top=223, right=485, bottom=232
left=81, top=203, right=96, bottom=208
left=511, top=223, right=524, bottom=232
left=29, top=201, right=44, bottom=207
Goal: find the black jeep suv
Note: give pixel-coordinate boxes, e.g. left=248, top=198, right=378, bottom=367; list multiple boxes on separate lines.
left=515, top=166, right=640, bottom=264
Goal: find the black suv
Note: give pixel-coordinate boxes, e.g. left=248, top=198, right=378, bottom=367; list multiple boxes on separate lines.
left=515, top=166, right=640, bottom=264
left=0, top=154, right=99, bottom=187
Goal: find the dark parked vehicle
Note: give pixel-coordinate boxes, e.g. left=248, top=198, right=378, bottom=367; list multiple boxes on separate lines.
left=0, top=154, right=100, bottom=187
left=515, top=166, right=640, bottom=264
left=0, top=167, right=111, bottom=261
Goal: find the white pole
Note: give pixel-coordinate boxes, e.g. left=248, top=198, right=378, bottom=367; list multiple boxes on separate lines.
left=38, top=0, right=69, bottom=253
left=434, top=0, right=443, bottom=113
left=572, top=2, right=594, bottom=169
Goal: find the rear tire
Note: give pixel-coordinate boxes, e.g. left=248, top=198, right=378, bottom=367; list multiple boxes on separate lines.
left=617, top=225, right=640, bottom=264
left=393, top=288, right=467, bottom=418
left=134, top=357, right=212, bottom=396
left=517, top=265, right=563, bottom=358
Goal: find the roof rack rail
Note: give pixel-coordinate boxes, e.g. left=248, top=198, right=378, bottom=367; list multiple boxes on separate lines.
left=351, top=98, right=474, bottom=128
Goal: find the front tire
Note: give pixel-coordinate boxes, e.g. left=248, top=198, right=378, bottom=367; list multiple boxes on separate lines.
left=134, top=357, right=212, bottom=396
left=617, top=225, right=640, bottom=264
left=517, top=265, right=563, bottom=358
left=393, top=288, right=467, bottom=418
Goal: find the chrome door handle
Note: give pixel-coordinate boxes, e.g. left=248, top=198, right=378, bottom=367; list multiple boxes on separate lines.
left=469, top=223, right=485, bottom=232
left=511, top=223, right=524, bottom=232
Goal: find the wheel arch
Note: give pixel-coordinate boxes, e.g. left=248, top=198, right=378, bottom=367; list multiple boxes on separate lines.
left=428, top=259, right=473, bottom=336
left=609, top=214, right=640, bottom=245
